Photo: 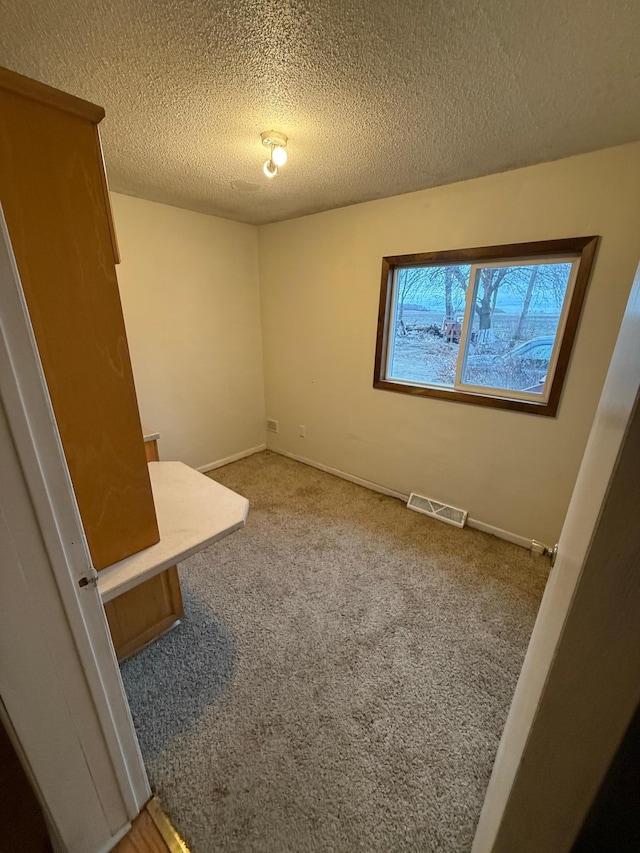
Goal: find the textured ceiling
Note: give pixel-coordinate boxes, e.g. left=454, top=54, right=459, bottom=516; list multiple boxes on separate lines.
left=0, top=0, right=639, bottom=225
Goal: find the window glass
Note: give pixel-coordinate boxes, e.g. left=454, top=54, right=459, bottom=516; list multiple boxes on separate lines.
left=387, top=264, right=470, bottom=386
left=460, top=262, right=573, bottom=393
left=387, top=259, right=573, bottom=397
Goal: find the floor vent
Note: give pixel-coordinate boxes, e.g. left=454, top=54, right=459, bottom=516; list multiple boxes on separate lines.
left=407, top=493, right=468, bottom=528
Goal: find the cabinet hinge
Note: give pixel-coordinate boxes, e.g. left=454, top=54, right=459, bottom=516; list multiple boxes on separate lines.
left=79, top=571, right=99, bottom=589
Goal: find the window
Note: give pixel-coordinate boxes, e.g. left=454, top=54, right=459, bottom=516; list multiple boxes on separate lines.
left=374, top=237, right=598, bottom=415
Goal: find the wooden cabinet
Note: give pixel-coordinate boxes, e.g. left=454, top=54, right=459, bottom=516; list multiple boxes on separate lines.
left=104, top=435, right=184, bottom=660
left=0, top=66, right=158, bottom=569
left=0, top=67, right=248, bottom=664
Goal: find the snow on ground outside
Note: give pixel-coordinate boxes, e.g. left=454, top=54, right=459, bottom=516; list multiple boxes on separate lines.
left=388, top=310, right=559, bottom=390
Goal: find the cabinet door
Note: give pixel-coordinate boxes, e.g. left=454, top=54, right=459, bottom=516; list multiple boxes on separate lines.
left=104, top=567, right=184, bottom=661
left=0, top=68, right=159, bottom=568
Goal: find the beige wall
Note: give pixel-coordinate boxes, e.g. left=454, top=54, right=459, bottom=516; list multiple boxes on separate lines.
left=258, top=144, right=640, bottom=544
left=112, top=193, right=265, bottom=469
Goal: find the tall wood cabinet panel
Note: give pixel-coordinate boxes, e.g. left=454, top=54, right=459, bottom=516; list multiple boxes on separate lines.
left=0, top=67, right=159, bottom=568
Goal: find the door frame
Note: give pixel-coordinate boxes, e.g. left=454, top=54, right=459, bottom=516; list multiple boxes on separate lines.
left=473, top=260, right=640, bottom=851
left=0, top=206, right=149, bottom=851
left=2, top=172, right=639, bottom=851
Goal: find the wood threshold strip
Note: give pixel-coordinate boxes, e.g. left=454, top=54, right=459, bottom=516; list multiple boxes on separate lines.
left=146, top=796, right=190, bottom=853
left=113, top=797, right=190, bottom=853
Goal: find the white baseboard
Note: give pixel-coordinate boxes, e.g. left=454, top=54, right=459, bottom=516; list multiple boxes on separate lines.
left=465, top=518, right=532, bottom=550
left=272, top=448, right=409, bottom=501
left=270, top=447, right=532, bottom=551
left=197, top=443, right=266, bottom=474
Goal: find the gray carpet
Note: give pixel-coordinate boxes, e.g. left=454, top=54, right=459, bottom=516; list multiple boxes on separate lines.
left=121, top=451, right=547, bottom=852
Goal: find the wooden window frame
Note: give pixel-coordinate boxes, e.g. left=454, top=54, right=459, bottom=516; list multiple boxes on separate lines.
left=373, top=236, right=599, bottom=416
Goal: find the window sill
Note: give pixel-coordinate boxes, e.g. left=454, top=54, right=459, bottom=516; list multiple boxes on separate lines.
left=373, top=378, right=559, bottom=416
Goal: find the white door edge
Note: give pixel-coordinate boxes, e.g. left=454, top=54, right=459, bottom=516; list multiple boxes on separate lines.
left=473, top=261, right=640, bottom=851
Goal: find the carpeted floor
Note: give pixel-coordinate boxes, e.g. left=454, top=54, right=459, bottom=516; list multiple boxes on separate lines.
left=121, top=451, right=548, bottom=853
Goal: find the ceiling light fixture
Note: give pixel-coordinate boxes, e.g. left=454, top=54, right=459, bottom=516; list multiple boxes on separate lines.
left=261, top=130, right=288, bottom=179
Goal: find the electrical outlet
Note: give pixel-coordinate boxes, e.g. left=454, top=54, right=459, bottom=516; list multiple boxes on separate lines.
left=298, top=424, right=306, bottom=438
left=266, top=418, right=279, bottom=433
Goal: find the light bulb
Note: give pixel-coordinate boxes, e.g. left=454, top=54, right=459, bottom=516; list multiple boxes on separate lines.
left=263, top=159, right=278, bottom=179
left=272, top=145, right=288, bottom=167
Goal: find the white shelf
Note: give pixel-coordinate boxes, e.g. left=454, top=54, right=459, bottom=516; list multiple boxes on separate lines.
left=98, top=461, right=248, bottom=602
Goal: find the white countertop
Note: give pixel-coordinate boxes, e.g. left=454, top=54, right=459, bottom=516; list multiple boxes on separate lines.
left=142, top=428, right=160, bottom=442
left=98, top=461, right=249, bottom=602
